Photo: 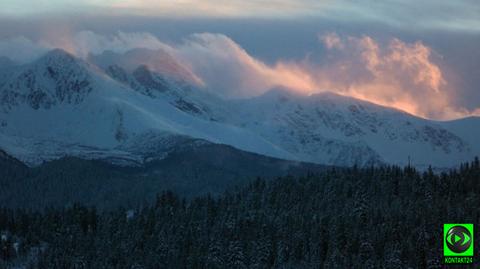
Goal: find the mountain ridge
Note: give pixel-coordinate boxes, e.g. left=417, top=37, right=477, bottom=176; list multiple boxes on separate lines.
left=0, top=48, right=478, bottom=168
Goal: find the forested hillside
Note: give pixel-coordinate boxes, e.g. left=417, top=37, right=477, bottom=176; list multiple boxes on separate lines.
left=1, top=158, right=479, bottom=268
left=0, top=146, right=326, bottom=210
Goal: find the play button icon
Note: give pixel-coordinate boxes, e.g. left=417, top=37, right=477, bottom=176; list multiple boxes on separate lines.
left=446, top=225, right=472, bottom=253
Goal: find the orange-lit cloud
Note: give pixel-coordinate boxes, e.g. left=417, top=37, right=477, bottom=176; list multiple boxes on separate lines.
left=173, top=33, right=316, bottom=97
left=174, top=32, right=478, bottom=120
left=0, top=31, right=478, bottom=120
left=312, top=34, right=457, bottom=119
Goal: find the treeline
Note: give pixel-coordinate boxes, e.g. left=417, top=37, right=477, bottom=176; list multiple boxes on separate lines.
left=1, top=158, right=480, bottom=268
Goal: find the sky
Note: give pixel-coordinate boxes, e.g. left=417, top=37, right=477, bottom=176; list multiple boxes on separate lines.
left=0, top=0, right=479, bottom=120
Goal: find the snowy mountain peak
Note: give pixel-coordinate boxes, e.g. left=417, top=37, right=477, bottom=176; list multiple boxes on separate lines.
left=0, top=49, right=94, bottom=111
left=41, top=48, right=76, bottom=62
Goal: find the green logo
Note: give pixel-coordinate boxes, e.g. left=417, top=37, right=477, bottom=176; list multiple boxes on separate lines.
left=443, top=224, right=474, bottom=264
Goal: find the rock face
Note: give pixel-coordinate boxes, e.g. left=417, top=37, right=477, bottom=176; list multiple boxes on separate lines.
left=0, top=48, right=478, bottom=168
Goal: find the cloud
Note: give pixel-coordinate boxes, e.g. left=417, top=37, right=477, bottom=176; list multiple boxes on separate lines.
left=313, top=34, right=458, bottom=119
left=172, top=32, right=478, bottom=119
left=0, top=31, right=314, bottom=98
left=0, top=30, right=477, bottom=120
left=0, top=36, right=49, bottom=64
left=112, top=0, right=479, bottom=32
left=0, top=0, right=324, bottom=18
left=320, top=33, right=344, bottom=50
left=2, top=0, right=479, bottom=32
left=49, top=31, right=175, bottom=59
left=173, top=33, right=315, bottom=98
left=70, top=31, right=173, bottom=58
left=0, top=31, right=174, bottom=63
left=317, top=0, right=480, bottom=32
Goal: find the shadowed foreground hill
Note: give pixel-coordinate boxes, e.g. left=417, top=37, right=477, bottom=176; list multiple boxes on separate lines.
left=0, top=144, right=326, bottom=210
left=0, top=157, right=479, bottom=268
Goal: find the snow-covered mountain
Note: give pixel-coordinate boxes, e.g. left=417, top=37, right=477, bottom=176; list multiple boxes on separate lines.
left=229, top=89, right=473, bottom=168
left=0, top=49, right=292, bottom=166
left=0, top=48, right=478, bottom=168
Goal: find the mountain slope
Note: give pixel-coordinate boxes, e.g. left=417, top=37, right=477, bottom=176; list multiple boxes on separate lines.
left=439, top=116, right=480, bottom=153
left=228, top=89, right=473, bottom=168
left=0, top=48, right=478, bottom=168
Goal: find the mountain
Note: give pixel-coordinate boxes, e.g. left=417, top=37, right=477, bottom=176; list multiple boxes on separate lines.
left=227, top=89, right=475, bottom=168
left=0, top=48, right=478, bottom=168
left=0, top=49, right=292, bottom=166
